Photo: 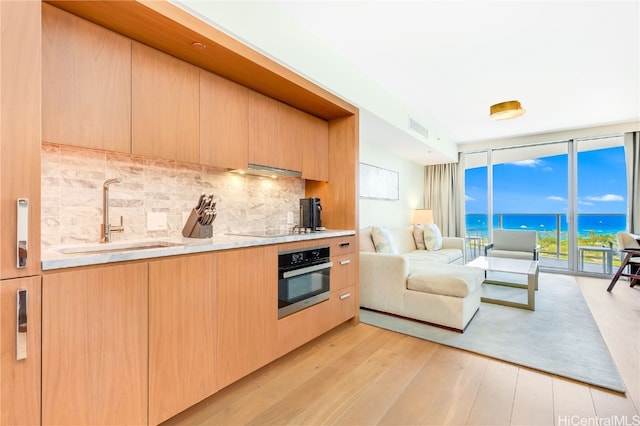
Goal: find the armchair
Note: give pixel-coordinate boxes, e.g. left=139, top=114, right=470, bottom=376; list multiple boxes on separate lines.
left=484, top=229, right=540, bottom=260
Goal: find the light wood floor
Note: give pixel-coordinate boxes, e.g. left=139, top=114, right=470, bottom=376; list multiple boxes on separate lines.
left=163, top=275, right=639, bottom=426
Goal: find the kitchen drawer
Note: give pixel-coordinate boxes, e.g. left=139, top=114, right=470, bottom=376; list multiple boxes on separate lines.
left=330, top=236, right=355, bottom=255
left=329, top=285, right=356, bottom=327
left=277, top=298, right=332, bottom=357
left=330, top=253, right=355, bottom=292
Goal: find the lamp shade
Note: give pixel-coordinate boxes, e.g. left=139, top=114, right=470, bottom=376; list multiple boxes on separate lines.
left=490, top=100, right=525, bottom=120
left=414, top=209, right=433, bottom=225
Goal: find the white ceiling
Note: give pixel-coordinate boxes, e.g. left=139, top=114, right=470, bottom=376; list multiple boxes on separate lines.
left=176, top=1, right=640, bottom=164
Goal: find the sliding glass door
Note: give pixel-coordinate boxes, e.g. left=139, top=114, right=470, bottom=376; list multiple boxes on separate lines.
left=491, top=143, right=570, bottom=270
left=464, top=135, right=627, bottom=275
left=576, top=136, right=627, bottom=274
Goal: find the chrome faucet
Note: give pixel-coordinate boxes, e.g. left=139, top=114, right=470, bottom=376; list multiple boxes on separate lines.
left=102, top=177, right=124, bottom=243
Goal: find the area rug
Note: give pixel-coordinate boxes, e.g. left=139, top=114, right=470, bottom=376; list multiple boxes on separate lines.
left=360, top=273, right=626, bottom=393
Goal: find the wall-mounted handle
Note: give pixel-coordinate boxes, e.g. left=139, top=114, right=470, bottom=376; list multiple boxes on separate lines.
left=17, top=198, right=29, bottom=268
left=340, top=259, right=351, bottom=265
left=339, top=292, right=351, bottom=300
left=17, top=289, right=27, bottom=360
left=339, top=242, right=350, bottom=248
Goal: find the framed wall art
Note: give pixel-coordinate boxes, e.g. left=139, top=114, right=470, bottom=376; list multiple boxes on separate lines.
left=359, top=163, right=399, bottom=200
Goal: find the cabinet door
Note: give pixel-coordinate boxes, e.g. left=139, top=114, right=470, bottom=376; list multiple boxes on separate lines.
left=247, top=90, right=280, bottom=169
left=42, top=263, right=148, bottom=425
left=132, top=41, right=199, bottom=163
left=302, top=114, right=329, bottom=181
left=0, top=0, right=41, bottom=279
left=149, top=254, right=217, bottom=425
left=216, top=246, right=278, bottom=389
left=0, top=276, right=41, bottom=426
left=200, top=70, right=249, bottom=170
left=42, top=4, right=131, bottom=152
left=276, top=103, right=304, bottom=172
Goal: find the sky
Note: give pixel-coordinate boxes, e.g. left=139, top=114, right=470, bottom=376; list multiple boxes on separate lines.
left=465, top=146, right=628, bottom=215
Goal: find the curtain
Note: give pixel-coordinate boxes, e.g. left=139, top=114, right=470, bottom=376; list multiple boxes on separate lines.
left=624, top=131, right=640, bottom=233
left=424, top=160, right=462, bottom=237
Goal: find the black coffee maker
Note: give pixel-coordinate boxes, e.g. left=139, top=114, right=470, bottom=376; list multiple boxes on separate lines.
left=299, top=198, right=322, bottom=232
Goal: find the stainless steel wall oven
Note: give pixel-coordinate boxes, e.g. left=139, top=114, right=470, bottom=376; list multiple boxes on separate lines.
left=278, top=245, right=332, bottom=318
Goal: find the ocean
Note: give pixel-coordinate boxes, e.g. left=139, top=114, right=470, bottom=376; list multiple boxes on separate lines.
left=466, top=213, right=627, bottom=238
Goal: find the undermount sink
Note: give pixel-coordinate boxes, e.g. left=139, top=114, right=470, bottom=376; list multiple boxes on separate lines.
left=56, top=240, right=183, bottom=255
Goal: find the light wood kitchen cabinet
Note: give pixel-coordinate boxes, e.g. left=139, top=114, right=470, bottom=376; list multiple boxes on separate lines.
left=42, top=4, right=131, bottom=152
left=132, top=41, right=199, bottom=163
left=149, top=253, right=217, bottom=425
left=248, top=90, right=281, bottom=169
left=330, top=236, right=356, bottom=292
left=200, top=70, right=249, bottom=170
left=42, top=263, right=148, bottom=425
left=216, top=246, right=278, bottom=389
left=328, top=284, right=356, bottom=327
left=0, top=0, right=41, bottom=280
left=277, top=293, right=332, bottom=357
left=300, top=111, right=329, bottom=182
left=276, top=102, right=304, bottom=172
left=0, top=276, right=41, bottom=426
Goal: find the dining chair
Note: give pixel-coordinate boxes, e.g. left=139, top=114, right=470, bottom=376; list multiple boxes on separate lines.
left=606, top=232, right=640, bottom=291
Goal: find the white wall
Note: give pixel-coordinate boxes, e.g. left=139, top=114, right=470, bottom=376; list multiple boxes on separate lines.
left=359, top=139, right=425, bottom=229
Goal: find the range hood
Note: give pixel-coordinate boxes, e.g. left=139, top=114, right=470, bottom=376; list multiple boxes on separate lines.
left=229, top=163, right=302, bottom=179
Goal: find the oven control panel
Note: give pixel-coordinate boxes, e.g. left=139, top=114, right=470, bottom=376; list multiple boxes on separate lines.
left=279, top=246, right=330, bottom=269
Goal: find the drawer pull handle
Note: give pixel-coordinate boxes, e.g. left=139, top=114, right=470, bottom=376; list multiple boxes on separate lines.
left=340, top=292, right=351, bottom=300
left=339, top=242, right=350, bottom=248
left=340, top=259, right=351, bottom=265
left=17, top=289, right=27, bottom=360
left=17, top=198, right=28, bottom=268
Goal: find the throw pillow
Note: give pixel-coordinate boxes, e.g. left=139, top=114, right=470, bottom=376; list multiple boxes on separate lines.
left=413, top=224, right=426, bottom=250
left=370, top=226, right=399, bottom=254
left=359, top=227, right=376, bottom=252
left=423, top=223, right=443, bottom=251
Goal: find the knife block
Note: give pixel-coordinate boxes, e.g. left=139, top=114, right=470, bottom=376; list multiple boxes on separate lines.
left=182, top=208, right=213, bottom=238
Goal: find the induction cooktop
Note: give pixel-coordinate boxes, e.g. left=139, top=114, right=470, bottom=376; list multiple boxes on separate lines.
left=226, top=230, right=294, bottom=238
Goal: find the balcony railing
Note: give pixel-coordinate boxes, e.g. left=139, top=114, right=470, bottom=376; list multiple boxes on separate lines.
left=465, top=213, right=626, bottom=274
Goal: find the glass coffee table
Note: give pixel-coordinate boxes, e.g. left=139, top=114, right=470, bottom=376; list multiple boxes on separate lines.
left=467, top=256, right=539, bottom=310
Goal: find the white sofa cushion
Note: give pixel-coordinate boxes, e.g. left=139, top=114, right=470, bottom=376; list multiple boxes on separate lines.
left=371, top=226, right=399, bottom=254
left=413, top=225, right=426, bottom=250
left=423, top=223, right=443, bottom=250
left=406, top=250, right=463, bottom=269
left=407, top=264, right=484, bottom=298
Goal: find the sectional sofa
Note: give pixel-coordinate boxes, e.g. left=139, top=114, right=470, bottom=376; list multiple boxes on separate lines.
left=359, top=226, right=484, bottom=331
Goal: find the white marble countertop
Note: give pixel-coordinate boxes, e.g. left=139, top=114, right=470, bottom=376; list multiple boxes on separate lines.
left=41, top=229, right=356, bottom=271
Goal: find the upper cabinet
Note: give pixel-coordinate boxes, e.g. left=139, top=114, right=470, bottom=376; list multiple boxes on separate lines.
left=248, top=90, right=329, bottom=178
left=248, top=90, right=282, bottom=169
left=276, top=103, right=305, bottom=173
left=301, top=112, right=329, bottom=182
left=200, top=70, right=249, bottom=170
left=1, top=1, right=41, bottom=279
left=42, top=3, right=131, bottom=152
left=132, top=41, right=199, bottom=163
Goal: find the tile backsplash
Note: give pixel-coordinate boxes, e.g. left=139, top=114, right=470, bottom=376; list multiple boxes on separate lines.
left=41, top=143, right=305, bottom=247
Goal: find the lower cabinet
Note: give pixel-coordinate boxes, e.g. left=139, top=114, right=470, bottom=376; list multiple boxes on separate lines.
left=148, top=253, right=217, bottom=425
left=42, top=263, right=148, bottom=425
left=216, top=246, right=278, bottom=389
left=0, top=276, right=41, bottom=426
left=277, top=285, right=356, bottom=357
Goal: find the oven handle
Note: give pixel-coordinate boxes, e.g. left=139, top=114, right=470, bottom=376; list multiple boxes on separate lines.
left=282, top=261, right=333, bottom=279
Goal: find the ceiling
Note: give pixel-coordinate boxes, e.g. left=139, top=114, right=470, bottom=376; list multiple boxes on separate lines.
left=175, top=1, right=640, bottom=165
